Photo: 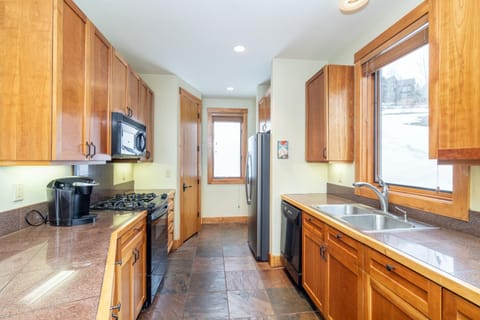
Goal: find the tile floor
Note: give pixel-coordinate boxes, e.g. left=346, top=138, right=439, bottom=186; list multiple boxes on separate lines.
left=139, top=223, right=321, bottom=320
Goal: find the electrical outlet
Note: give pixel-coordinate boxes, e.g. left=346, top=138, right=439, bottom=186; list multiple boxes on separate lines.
left=13, top=184, right=24, bottom=202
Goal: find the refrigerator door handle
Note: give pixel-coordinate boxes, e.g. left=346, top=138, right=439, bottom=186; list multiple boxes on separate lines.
left=245, top=152, right=252, bottom=204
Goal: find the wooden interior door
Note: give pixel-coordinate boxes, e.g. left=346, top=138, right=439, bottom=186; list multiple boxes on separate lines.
left=179, top=88, right=201, bottom=242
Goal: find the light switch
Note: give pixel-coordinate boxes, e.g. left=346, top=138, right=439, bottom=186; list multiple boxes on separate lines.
left=13, top=184, right=24, bottom=202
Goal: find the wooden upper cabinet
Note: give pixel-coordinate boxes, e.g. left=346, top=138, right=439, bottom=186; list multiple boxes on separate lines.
left=127, top=68, right=141, bottom=121
left=52, top=0, right=88, bottom=160
left=88, top=24, right=112, bottom=161
left=258, top=94, right=271, bottom=132
left=143, top=87, right=155, bottom=162
left=112, top=49, right=129, bottom=116
left=1, top=0, right=53, bottom=161
left=305, top=65, right=354, bottom=162
left=429, top=0, right=480, bottom=160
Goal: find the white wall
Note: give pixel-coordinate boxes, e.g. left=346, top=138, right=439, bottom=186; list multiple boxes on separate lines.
left=0, top=166, right=72, bottom=212
left=134, top=74, right=202, bottom=239
left=201, top=98, right=256, bottom=218
left=269, top=58, right=329, bottom=255
left=326, top=0, right=480, bottom=211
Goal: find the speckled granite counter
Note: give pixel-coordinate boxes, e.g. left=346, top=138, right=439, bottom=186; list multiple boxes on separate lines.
left=0, top=210, right=143, bottom=319
left=282, top=193, right=480, bottom=307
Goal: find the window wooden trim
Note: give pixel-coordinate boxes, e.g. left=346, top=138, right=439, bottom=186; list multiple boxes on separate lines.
left=354, top=2, right=470, bottom=220
left=207, top=108, right=248, bottom=184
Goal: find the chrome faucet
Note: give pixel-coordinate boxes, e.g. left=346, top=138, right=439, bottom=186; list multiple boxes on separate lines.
left=352, top=179, right=389, bottom=213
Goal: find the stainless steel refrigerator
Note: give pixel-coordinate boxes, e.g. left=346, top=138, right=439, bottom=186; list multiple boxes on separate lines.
left=245, top=132, right=270, bottom=261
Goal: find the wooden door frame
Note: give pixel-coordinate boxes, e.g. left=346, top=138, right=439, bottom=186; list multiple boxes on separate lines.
left=179, top=88, right=202, bottom=243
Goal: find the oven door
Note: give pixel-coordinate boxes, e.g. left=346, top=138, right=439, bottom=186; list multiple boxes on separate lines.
left=145, top=204, right=168, bottom=307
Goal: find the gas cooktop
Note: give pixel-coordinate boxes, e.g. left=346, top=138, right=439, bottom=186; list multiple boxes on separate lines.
left=90, top=192, right=164, bottom=211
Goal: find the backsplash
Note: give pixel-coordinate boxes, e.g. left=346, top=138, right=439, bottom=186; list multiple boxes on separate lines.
left=327, top=183, right=480, bottom=238
left=0, top=164, right=135, bottom=238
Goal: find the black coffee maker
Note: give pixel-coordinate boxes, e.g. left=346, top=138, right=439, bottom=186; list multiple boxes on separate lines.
left=47, top=177, right=98, bottom=226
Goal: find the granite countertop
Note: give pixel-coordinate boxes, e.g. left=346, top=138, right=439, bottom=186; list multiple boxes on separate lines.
left=0, top=210, right=144, bottom=319
left=282, top=193, right=480, bottom=306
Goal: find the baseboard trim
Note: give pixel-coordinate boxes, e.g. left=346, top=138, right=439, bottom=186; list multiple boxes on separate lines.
left=201, top=216, right=248, bottom=224
left=269, top=254, right=283, bottom=268
left=172, top=239, right=182, bottom=250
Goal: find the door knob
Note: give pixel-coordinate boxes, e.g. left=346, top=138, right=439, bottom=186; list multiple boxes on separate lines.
left=183, top=183, right=192, bottom=192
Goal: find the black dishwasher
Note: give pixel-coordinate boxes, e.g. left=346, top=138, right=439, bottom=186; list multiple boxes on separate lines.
left=280, top=201, right=302, bottom=286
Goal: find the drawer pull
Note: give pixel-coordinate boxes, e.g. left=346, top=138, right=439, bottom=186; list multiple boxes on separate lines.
left=335, top=234, right=342, bottom=240
left=307, top=217, right=312, bottom=222
left=110, top=303, right=121, bottom=311
left=386, top=264, right=396, bottom=272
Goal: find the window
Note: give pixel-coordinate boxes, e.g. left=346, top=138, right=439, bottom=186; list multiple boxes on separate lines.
left=354, top=3, right=469, bottom=219
left=207, top=108, right=248, bottom=184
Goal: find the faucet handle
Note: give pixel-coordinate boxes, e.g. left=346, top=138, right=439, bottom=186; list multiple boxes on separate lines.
left=377, top=178, right=388, bottom=192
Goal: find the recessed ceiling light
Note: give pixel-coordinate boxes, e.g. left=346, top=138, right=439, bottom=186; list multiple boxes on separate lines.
left=233, top=45, right=246, bottom=53
left=226, top=87, right=234, bottom=91
left=339, top=0, right=368, bottom=13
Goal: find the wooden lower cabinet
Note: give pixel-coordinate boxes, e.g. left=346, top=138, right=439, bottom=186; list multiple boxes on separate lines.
left=365, top=248, right=441, bottom=320
left=302, top=213, right=327, bottom=313
left=443, top=289, right=480, bottom=320
left=114, top=215, right=146, bottom=320
left=326, top=226, right=364, bottom=320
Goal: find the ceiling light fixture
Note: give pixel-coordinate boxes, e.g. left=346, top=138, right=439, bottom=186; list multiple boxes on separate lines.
left=339, top=0, right=369, bottom=13
left=226, top=87, right=234, bottom=91
left=233, top=45, right=246, bottom=53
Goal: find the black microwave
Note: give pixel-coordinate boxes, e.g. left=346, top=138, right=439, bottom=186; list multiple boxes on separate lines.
left=111, top=112, right=147, bottom=159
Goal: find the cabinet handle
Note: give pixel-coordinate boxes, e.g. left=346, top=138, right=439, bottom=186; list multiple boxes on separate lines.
left=134, top=227, right=141, bottom=233
left=335, top=234, right=342, bottom=240
left=85, top=141, right=91, bottom=159
left=307, top=217, right=312, bottom=222
left=114, top=259, right=122, bottom=266
left=320, top=245, right=327, bottom=261
left=111, top=313, right=119, bottom=320
left=386, top=264, right=396, bottom=272
left=322, top=147, right=327, bottom=159
left=146, top=150, right=151, bottom=159
left=110, top=303, right=121, bottom=311
left=91, top=142, right=96, bottom=158
left=132, top=249, right=137, bottom=265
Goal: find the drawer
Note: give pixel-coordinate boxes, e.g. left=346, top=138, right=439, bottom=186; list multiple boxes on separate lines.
left=366, top=248, right=441, bottom=319
left=118, top=217, right=146, bottom=247
left=326, top=226, right=362, bottom=265
left=303, top=213, right=325, bottom=235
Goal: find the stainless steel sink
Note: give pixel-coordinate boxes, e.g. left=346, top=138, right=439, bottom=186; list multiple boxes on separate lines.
left=311, top=203, right=372, bottom=217
left=339, top=214, right=437, bottom=233
left=311, top=203, right=437, bottom=233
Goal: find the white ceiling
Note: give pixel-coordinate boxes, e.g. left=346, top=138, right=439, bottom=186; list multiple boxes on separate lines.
left=75, top=0, right=422, bottom=98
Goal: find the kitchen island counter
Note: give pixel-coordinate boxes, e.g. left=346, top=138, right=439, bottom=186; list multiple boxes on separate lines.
left=282, top=193, right=480, bottom=308
left=0, top=209, right=144, bottom=319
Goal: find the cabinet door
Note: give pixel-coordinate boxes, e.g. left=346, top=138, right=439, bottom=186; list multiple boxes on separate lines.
left=302, top=214, right=327, bottom=313
left=1, top=0, right=53, bottom=161
left=127, top=68, right=140, bottom=120
left=326, top=65, right=354, bottom=161
left=88, top=24, right=111, bottom=161
left=144, top=88, right=155, bottom=162
left=53, top=0, right=88, bottom=160
left=138, top=80, right=148, bottom=126
left=430, top=0, right=480, bottom=160
left=133, top=232, right=146, bottom=317
left=258, top=95, right=270, bottom=133
left=365, top=248, right=441, bottom=320
left=305, top=68, right=327, bottom=162
left=115, top=235, right=136, bottom=320
left=443, top=289, right=480, bottom=320
left=326, top=226, right=363, bottom=320
left=112, top=49, right=128, bottom=116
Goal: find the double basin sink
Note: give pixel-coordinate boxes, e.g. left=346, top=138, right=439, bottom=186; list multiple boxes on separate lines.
left=311, top=203, right=437, bottom=233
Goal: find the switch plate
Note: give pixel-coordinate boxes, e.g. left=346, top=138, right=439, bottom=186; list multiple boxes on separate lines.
left=13, top=184, right=24, bottom=202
